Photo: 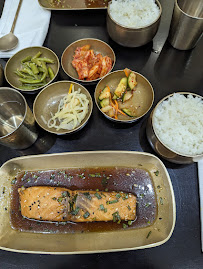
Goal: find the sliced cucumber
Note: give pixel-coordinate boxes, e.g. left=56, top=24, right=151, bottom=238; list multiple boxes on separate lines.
left=108, top=107, right=115, bottom=118
left=122, top=91, right=133, bottom=103
left=99, top=86, right=110, bottom=100
left=100, top=98, right=110, bottom=108
left=122, top=108, right=137, bottom=117
left=112, top=93, right=118, bottom=100
left=114, top=77, right=127, bottom=99
left=101, top=105, right=113, bottom=113
left=128, top=72, right=137, bottom=90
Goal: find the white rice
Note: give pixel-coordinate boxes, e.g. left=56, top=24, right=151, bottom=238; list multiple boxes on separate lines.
left=153, top=93, right=203, bottom=156
left=109, top=0, right=160, bottom=28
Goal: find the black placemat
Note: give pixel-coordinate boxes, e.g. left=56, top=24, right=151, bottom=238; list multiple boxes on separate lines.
left=0, top=0, right=5, bottom=18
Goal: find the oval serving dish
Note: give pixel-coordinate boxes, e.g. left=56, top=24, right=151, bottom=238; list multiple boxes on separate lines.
left=0, top=151, right=175, bottom=254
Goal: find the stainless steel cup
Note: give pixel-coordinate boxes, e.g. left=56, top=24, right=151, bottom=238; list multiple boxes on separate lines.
left=0, top=87, right=38, bottom=149
left=168, top=0, right=203, bottom=50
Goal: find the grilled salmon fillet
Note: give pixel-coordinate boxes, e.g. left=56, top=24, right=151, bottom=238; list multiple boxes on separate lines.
left=18, top=186, right=71, bottom=222
left=18, top=186, right=136, bottom=223
left=71, top=190, right=136, bottom=222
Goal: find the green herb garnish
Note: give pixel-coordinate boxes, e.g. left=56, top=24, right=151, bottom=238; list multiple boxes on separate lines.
left=128, top=220, right=132, bottom=226
left=154, top=170, right=159, bottom=176
left=89, top=174, right=95, bottom=177
left=123, top=223, right=128, bottom=229
left=99, top=204, right=107, bottom=213
left=101, top=177, right=108, bottom=187
left=106, top=199, right=118, bottom=205
left=78, top=173, right=85, bottom=179
left=83, top=192, right=92, bottom=200
left=72, top=194, right=78, bottom=202
left=127, top=205, right=131, bottom=211
left=52, top=197, right=57, bottom=200
left=62, top=191, right=70, bottom=197
left=122, top=193, right=129, bottom=200
left=57, top=197, right=63, bottom=203
left=94, top=193, right=102, bottom=199
left=83, top=211, right=90, bottom=219
left=160, top=197, right=163, bottom=205
left=112, top=211, right=121, bottom=223
left=116, top=193, right=121, bottom=199
left=71, top=207, right=80, bottom=216
left=146, top=231, right=152, bottom=239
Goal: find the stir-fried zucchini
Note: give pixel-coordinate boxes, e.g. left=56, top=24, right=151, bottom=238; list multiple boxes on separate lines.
left=122, top=108, right=137, bottom=117
left=113, top=77, right=127, bottom=99
left=99, top=86, right=111, bottom=100
left=128, top=72, right=137, bottom=90
left=100, top=98, right=110, bottom=108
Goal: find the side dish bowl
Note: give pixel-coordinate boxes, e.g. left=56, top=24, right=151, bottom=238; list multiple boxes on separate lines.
left=5, top=46, right=59, bottom=93
left=94, top=70, right=154, bottom=123
left=106, top=0, right=162, bottom=47
left=61, top=38, right=116, bottom=85
left=33, top=81, right=93, bottom=135
left=146, top=92, right=203, bottom=164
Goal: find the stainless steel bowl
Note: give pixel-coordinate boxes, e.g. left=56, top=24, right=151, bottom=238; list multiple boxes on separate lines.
left=107, top=0, right=162, bottom=47
left=61, top=38, right=115, bottom=85
left=0, top=87, right=38, bottom=149
left=33, top=81, right=93, bottom=135
left=95, top=70, right=154, bottom=123
left=146, top=92, right=203, bottom=164
left=5, top=46, right=60, bottom=94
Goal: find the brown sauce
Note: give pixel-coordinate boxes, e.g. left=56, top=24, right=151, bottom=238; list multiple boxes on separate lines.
left=10, top=167, right=157, bottom=234
left=46, top=0, right=110, bottom=9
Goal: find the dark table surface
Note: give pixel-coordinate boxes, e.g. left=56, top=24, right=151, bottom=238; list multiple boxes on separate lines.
left=0, top=0, right=203, bottom=268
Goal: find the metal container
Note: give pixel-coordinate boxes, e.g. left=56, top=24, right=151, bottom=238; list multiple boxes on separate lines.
left=0, top=87, right=38, bottom=149
left=95, top=70, right=154, bottom=123
left=0, top=151, right=176, bottom=254
left=5, top=46, right=59, bottom=94
left=33, top=81, right=93, bottom=135
left=146, top=92, right=203, bottom=164
left=106, top=0, right=162, bottom=47
left=168, top=0, right=203, bottom=50
left=61, top=38, right=115, bottom=85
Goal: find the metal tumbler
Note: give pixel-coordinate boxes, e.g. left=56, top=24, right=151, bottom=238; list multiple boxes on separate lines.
left=0, top=87, right=38, bottom=149
left=168, top=0, right=203, bottom=50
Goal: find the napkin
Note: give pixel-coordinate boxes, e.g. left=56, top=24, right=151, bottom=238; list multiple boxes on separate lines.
left=198, top=159, right=203, bottom=252
left=0, top=0, right=51, bottom=58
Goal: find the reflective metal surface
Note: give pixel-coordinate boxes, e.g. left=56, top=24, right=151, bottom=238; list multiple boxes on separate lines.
left=168, top=0, right=203, bottom=50
left=61, top=38, right=115, bottom=85
left=146, top=92, right=203, bottom=164
left=0, top=87, right=38, bottom=149
left=0, top=0, right=22, bottom=52
left=106, top=0, right=162, bottom=47
left=33, top=80, right=93, bottom=135
left=5, top=46, right=59, bottom=93
left=0, top=151, right=175, bottom=254
left=95, top=70, right=154, bottom=123
left=38, top=0, right=110, bottom=10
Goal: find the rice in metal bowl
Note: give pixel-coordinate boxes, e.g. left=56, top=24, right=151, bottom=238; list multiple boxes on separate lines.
left=153, top=93, right=203, bottom=156
left=109, top=0, right=160, bottom=28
